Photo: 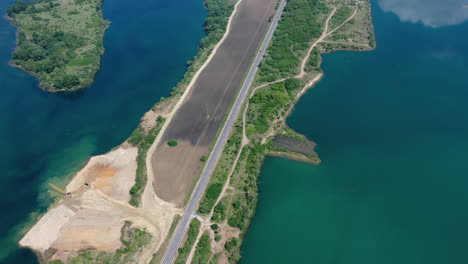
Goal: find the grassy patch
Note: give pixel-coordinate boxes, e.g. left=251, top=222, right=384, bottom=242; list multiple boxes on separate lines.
left=128, top=116, right=166, bottom=207
left=8, top=0, right=109, bottom=91
left=191, top=232, right=211, bottom=264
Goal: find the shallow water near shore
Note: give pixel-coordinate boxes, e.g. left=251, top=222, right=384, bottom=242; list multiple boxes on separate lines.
left=241, top=0, right=468, bottom=263
left=0, top=0, right=206, bottom=262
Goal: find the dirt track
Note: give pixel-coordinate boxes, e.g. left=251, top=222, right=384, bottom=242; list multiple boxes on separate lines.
left=151, top=0, right=277, bottom=204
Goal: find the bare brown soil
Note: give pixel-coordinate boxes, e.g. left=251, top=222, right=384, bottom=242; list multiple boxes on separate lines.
left=151, top=0, right=278, bottom=205
left=20, top=147, right=181, bottom=263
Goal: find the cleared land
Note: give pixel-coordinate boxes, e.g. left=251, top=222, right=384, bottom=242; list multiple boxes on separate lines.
left=150, top=0, right=278, bottom=205
left=19, top=131, right=180, bottom=263
left=7, top=0, right=108, bottom=91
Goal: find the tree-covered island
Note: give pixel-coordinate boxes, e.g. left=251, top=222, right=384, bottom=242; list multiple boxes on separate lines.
left=7, top=0, right=109, bottom=92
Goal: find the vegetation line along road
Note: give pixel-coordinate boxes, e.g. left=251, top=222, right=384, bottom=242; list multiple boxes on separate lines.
left=159, top=0, right=287, bottom=263
left=186, top=0, right=375, bottom=261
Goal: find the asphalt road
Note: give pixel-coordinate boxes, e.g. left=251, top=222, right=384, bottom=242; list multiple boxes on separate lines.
left=160, top=0, right=286, bottom=263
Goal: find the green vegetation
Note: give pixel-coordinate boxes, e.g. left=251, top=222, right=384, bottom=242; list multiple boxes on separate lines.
left=200, top=0, right=237, bottom=50
left=198, top=182, right=223, bottom=214
left=201, top=155, right=208, bottom=162
left=224, top=238, right=239, bottom=252
left=167, top=139, right=178, bottom=147
left=248, top=79, right=304, bottom=135
left=127, top=116, right=166, bottom=207
left=163, top=0, right=238, bottom=99
left=329, top=5, right=353, bottom=29
left=191, top=232, right=211, bottom=264
left=211, top=196, right=229, bottom=222
left=210, top=253, right=222, bottom=264
left=7, top=0, right=109, bottom=91
left=256, top=0, right=328, bottom=82
left=224, top=238, right=241, bottom=263
left=197, top=123, right=242, bottom=215
left=193, top=0, right=375, bottom=261
left=175, top=219, right=201, bottom=264
left=48, top=222, right=151, bottom=264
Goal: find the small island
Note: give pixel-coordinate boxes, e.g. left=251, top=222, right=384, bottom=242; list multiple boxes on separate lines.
left=7, top=0, right=109, bottom=92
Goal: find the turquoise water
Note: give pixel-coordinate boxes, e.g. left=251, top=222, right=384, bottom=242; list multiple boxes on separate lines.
left=241, top=1, right=468, bottom=263
left=0, top=0, right=206, bottom=262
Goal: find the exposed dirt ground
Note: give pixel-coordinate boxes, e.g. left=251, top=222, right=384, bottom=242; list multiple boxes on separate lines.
left=150, top=0, right=278, bottom=205
left=20, top=147, right=180, bottom=263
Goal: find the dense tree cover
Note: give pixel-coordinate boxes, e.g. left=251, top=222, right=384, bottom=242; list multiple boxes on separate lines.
left=8, top=0, right=108, bottom=91
left=198, top=182, right=223, bottom=214
left=257, top=0, right=328, bottom=82
left=6, top=0, right=30, bottom=17
left=248, top=78, right=303, bottom=134
left=224, top=238, right=239, bottom=252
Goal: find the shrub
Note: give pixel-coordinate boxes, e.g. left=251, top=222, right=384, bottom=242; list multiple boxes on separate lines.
left=167, top=139, right=178, bottom=147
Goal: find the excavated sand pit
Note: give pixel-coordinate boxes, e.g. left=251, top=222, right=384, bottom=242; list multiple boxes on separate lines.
left=20, top=146, right=180, bottom=263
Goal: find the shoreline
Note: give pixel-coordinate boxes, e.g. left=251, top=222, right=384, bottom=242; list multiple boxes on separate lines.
left=5, top=0, right=109, bottom=93
left=144, top=0, right=244, bottom=208
left=185, top=1, right=377, bottom=261
left=14, top=0, right=376, bottom=262
left=15, top=0, right=248, bottom=262
left=267, top=151, right=321, bottom=165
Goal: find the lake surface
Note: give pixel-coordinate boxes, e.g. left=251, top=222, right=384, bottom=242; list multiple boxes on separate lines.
left=0, top=0, right=206, bottom=262
left=241, top=0, right=468, bottom=263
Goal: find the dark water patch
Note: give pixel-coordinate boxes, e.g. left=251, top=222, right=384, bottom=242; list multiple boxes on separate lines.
left=0, top=0, right=206, bottom=262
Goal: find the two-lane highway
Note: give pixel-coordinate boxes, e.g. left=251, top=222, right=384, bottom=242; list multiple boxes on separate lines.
left=160, top=0, right=286, bottom=263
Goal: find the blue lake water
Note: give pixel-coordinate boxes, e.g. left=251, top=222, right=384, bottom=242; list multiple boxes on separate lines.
left=241, top=0, right=468, bottom=263
left=0, top=0, right=206, bottom=262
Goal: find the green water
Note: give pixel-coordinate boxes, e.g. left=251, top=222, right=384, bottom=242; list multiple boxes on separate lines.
left=241, top=1, right=468, bottom=263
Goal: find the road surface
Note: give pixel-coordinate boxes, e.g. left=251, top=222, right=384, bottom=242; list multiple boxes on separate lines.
left=160, top=0, right=286, bottom=263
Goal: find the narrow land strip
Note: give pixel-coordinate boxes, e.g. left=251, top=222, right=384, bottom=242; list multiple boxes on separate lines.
left=160, top=0, right=287, bottom=263
left=186, top=0, right=375, bottom=261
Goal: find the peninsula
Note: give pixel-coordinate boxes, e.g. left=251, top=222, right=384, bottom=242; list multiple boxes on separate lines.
left=17, top=0, right=375, bottom=263
left=7, top=0, right=108, bottom=92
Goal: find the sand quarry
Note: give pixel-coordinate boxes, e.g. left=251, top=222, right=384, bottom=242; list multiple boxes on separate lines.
left=20, top=139, right=181, bottom=263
